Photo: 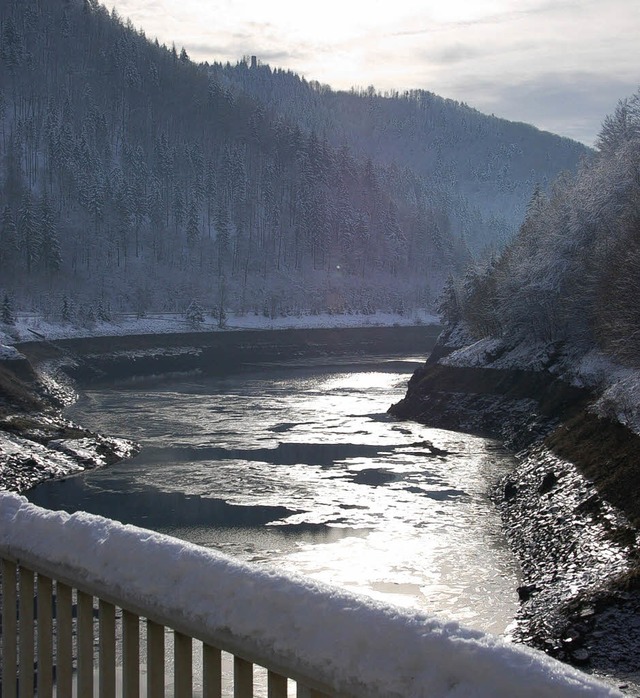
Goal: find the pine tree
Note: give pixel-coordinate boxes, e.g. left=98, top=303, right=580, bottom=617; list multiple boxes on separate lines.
left=18, top=192, right=39, bottom=273
left=185, top=299, right=205, bottom=327
left=186, top=197, right=200, bottom=248
left=39, top=194, right=62, bottom=272
left=216, top=204, right=231, bottom=275
left=84, top=180, right=104, bottom=236
left=173, top=188, right=185, bottom=235
left=0, top=205, right=18, bottom=271
left=1, top=16, right=25, bottom=70
left=2, top=294, right=16, bottom=326
left=61, top=295, right=72, bottom=323
left=0, top=91, right=7, bottom=147
left=204, top=159, right=217, bottom=238
left=216, top=278, right=227, bottom=328
left=96, top=300, right=111, bottom=322
left=436, top=276, right=462, bottom=325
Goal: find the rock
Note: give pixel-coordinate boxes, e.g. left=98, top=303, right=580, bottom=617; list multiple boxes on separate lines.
left=518, top=583, right=539, bottom=601
left=409, top=440, right=450, bottom=456
left=543, top=638, right=564, bottom=658
left=561, top=628, right=583, bottom=648
left=504, top=480, right=518, bottom=500
left=539, top=470, right=558, bottom=494
left=570, top=648, right=590, bottom=665
left=575, top=493, right=602, bottom=515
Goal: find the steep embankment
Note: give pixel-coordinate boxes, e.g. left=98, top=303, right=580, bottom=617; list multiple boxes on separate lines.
left=389, top=334, right=640, bottom=693
left=15, top=325, right=440, bottom=386
left=390, top=362, right=590, bottom=449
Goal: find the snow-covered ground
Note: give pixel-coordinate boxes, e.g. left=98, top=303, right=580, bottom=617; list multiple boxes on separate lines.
left=0, top=492, right=620, bottom=697
left=0, top=309, right=439, bottom=348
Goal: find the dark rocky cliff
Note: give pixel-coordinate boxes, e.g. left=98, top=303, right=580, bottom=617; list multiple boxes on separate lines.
left=390, top=361, right=589, bottom=450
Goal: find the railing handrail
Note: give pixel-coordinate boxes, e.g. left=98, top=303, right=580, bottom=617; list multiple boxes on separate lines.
left=0, top=493, right=620, bottom=697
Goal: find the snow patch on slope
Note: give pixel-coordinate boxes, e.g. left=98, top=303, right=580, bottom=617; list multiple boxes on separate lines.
left=441, top=338, right=504, bottom=367
left=0, top=343, right=23, bottom=360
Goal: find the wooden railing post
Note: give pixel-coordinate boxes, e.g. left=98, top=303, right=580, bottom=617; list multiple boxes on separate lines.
left=174, top=631, right=192, bottom=698
left=202, top=644, right=222, bottom=698
left=55, top=581, right=73, bottom=697
left=1, top=559, right=18, bottom=698
left=18, top=567, right=35, bottom=698
left=234, top=656, right=253, bottom=698
left=267, top=670, right=288, bottom=698
left=99, top=599, right=117, bottom=698
left=77, top=590, right=95, bottom=697
left=37, top=573, right=54, bottom=697
left=147, top=619, right=165, bottom=698
left=123, top=610, right=140, bottom=698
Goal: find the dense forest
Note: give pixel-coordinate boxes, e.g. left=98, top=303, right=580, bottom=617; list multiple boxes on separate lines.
left=211, top=59, right=590, bottom=249
left=440, top=89, right=640, bottom=366
left=0, top=0, right=588, bottom=326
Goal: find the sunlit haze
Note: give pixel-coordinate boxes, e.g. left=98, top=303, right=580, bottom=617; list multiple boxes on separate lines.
left=110, top=0, right=639, bottom=145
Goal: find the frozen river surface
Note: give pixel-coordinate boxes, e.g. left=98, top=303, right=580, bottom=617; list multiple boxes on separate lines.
left=29, top=354, right=521, bottom=635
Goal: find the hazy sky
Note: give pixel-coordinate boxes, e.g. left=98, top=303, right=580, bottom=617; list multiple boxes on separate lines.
left=111, top=0, right=639, bottom=146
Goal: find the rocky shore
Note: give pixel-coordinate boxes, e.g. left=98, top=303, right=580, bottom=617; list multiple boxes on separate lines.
left=390, top=330, right=640, bottom=694
left=499, top=445, right=640, bottom=689
left=0, top=351, right=139, bottom=493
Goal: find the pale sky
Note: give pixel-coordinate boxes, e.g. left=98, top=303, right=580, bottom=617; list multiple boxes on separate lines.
left=110, top=0, right=639, bottom=146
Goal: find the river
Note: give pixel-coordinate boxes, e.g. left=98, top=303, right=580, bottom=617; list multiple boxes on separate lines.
left=27, top=352, right=521, bottom=636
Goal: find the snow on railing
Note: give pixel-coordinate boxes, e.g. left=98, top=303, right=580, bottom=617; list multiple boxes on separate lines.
left=0, top=493, right=620, bottom=697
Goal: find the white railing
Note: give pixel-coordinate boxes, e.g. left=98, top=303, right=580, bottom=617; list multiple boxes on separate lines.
left=0, top=494, right=620, bottom=698
left=0, top=550, right=337, bottom=698
left=0, top=551, right=335, bottom=698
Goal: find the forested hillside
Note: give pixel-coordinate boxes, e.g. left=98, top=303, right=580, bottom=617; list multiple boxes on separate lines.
left=0, top=0, right=587, bottom=326
left=441, top=88, right=640, bottom=378
left=211, top=59, right=591, bottom=251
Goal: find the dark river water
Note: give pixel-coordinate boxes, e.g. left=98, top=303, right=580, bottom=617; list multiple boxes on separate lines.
left=28, top=353, right=521, bottom=636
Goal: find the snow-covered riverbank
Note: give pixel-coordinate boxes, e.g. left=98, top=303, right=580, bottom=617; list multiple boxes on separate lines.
left=0, top=309, right=439, bottom=347
left=0, top=335, right=139, bottom=493
left=0, top=413, right=138, bottom=493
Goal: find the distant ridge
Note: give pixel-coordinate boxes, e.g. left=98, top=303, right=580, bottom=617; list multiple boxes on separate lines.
left=0, top=0, right=589, bottom=323
left=211, top=58, right=591, bottom=247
